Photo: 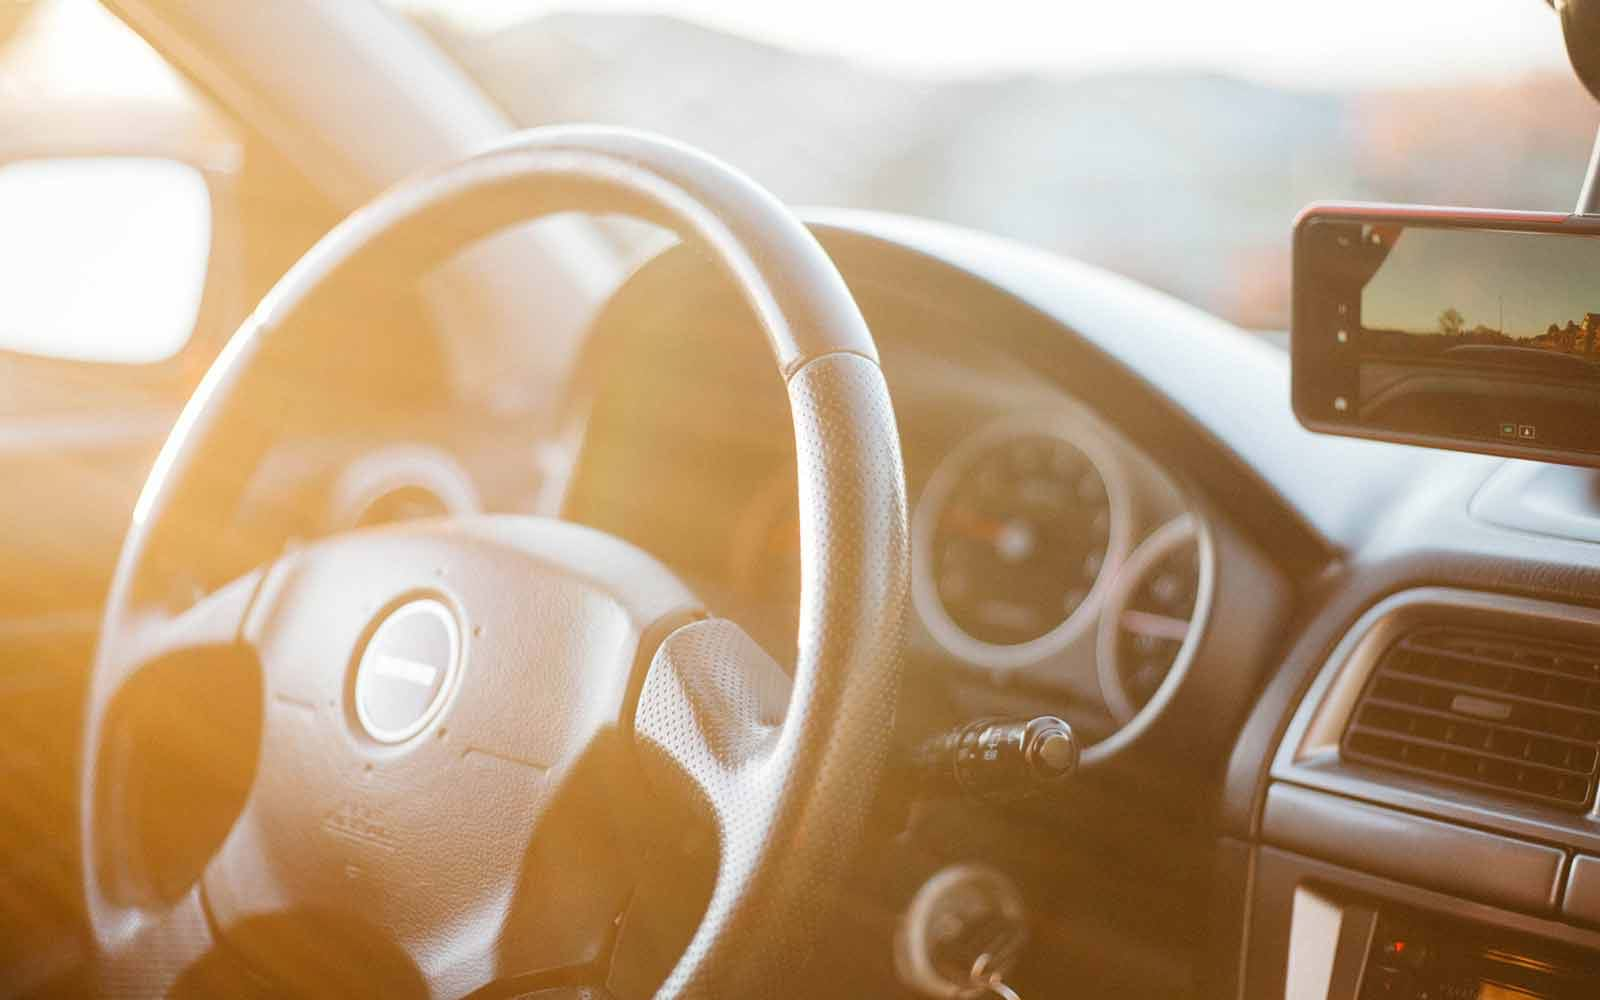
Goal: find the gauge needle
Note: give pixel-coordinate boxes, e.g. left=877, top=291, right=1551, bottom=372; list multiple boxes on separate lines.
left=947, top=508, right=1036, bottom=563
left=1120, top=608, right=1190, bottom=641
left=943, top=506, right=1007, bottom=542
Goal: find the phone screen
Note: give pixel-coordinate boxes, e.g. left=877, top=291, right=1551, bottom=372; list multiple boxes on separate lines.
left=1292, top=207, right=1600, bottom=465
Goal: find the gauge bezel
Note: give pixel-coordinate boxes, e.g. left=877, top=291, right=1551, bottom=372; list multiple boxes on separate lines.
left=912, top=413, right=1134, bottom=672
left=1091, top=512, right=1215, bottom=742
left=325, top=444, right=481, bottom=532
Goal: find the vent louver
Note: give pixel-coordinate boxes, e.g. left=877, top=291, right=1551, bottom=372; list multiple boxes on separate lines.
left=1342, top=627, right=1600, bottom=811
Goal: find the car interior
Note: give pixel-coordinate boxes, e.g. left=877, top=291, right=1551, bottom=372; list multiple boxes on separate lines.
left=8, top=1, right=1600, bottom=998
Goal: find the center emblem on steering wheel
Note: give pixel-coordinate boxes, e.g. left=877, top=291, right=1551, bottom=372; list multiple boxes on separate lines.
left=353, top=598, right=460, bottom=743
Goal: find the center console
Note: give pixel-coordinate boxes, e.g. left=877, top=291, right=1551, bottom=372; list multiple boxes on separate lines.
left=1281, top=888, right=1600, bottom=1000
left=1239, top=588, right=1600, bottom=999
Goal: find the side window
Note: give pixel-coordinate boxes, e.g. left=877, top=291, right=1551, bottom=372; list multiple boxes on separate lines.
left=0, top=155, right=212, bottom=365
left=0, top=0, right=240, bottom=403
left=0, top=2, right=249, bottom=986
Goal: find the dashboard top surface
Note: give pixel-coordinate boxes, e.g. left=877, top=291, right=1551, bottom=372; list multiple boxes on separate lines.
left=803, top=209, right=1512, bottom=564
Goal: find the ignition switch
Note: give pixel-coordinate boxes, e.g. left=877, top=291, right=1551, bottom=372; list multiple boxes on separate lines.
left=895, top=863, right=1030, bottom=999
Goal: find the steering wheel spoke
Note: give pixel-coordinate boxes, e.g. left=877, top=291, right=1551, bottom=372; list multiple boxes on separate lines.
left=636, top=619, right=792, bottom=808
left=94, top=567, right=266, bottom=694
left=78, top=567, right=272, bottom=996
left=633, top=617, right=793, bottom=855
left=90, top=885, right=214, bottom=995
left=591, top=618, right=786, bottom=995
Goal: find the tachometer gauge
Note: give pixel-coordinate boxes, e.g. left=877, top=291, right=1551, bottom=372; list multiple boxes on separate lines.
left=913, top=416, right=1132, bottom=671
left=1095, top=513, right=1212, bottom=724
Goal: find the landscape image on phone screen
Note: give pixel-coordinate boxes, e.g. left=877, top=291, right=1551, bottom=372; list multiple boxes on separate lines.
left=1353, top=225, right=1600, bottom=450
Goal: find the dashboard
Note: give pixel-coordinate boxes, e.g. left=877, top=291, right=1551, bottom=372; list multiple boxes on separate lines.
left=213, top=211, right=1600, bottom=999
left=529, top=216, right=1308, bottom=996
left=553, top=212, right=1600, bottom=999
left=557, top=231, right=1238, bottom=766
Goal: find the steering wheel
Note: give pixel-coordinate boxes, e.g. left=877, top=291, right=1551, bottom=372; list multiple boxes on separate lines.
left=81, top=128, right=909, bottom=998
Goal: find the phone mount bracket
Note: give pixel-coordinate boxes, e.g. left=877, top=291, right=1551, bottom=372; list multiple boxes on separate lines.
left=1556, top=0, right=1600, bottom=212
left=1578, top=131, right=1600, bottom=215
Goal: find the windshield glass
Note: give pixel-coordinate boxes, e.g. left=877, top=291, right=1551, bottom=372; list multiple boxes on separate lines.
left=392, top=1, right=1592, bottom=331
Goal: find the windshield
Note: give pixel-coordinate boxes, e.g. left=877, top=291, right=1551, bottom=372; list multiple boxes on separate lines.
left=393, top=1, right=1593, bottom=331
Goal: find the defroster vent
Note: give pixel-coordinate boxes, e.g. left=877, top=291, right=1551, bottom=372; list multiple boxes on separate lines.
left=1343, top=627, right=1600, bottom=811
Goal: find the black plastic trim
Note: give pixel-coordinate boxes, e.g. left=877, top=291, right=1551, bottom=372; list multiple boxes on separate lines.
left=1565, top=854, right=1600, bottom=927
left=1261, top=783, right=1564, bottom=915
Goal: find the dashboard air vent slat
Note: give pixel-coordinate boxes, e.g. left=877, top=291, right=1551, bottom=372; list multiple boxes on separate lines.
left=1341, top=627, right=1600, bottom=811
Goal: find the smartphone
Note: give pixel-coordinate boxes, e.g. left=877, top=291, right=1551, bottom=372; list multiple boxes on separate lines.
left=1293, top=203, right=1600, bottom=467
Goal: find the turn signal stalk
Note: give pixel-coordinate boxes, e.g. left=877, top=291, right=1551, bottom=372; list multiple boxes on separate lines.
left=906, top=716, right=1079, bottom=804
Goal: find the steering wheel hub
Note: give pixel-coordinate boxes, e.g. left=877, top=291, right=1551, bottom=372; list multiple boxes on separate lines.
left=352, top=597, right=461, bottom=745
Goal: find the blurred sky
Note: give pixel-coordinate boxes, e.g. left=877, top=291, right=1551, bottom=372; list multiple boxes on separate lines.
left=1364, top=229, right=1600, bottom=336
left=392, top=0, right=1573, bottom=90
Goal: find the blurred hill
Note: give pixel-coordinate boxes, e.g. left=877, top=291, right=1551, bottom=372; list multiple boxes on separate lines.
left=416, top=11, right=1600, bottom=330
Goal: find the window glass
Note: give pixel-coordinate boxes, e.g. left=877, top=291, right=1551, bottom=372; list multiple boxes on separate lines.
left=393, top=1, right=1590, bottom=331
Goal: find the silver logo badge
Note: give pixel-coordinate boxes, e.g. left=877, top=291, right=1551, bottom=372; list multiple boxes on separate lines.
left=354, top=598, right=459, bottom=743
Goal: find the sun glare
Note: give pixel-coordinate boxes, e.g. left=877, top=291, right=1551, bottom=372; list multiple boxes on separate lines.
left=0, top=0, right=191, bottom=107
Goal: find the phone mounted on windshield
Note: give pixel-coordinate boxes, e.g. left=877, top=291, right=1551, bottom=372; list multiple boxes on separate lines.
left=1292, top=203, right=1600, bottom=467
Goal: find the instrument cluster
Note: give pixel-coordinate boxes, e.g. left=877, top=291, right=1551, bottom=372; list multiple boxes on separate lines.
left=907, top=410, right=1213, bottom=740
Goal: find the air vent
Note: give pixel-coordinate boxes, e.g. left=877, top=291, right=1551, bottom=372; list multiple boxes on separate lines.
left=1343, top=627, right=1600, bottom=811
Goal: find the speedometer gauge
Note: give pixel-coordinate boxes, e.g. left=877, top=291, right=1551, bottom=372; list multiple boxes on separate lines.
left=913, top=416, right=1131, bottom=671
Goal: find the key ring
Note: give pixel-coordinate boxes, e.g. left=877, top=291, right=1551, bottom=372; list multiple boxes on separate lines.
left=970, top=953, right=1022, bottom=1000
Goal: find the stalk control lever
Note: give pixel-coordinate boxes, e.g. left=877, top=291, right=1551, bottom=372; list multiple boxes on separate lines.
left=907, top=715, right=1078, bottom=804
